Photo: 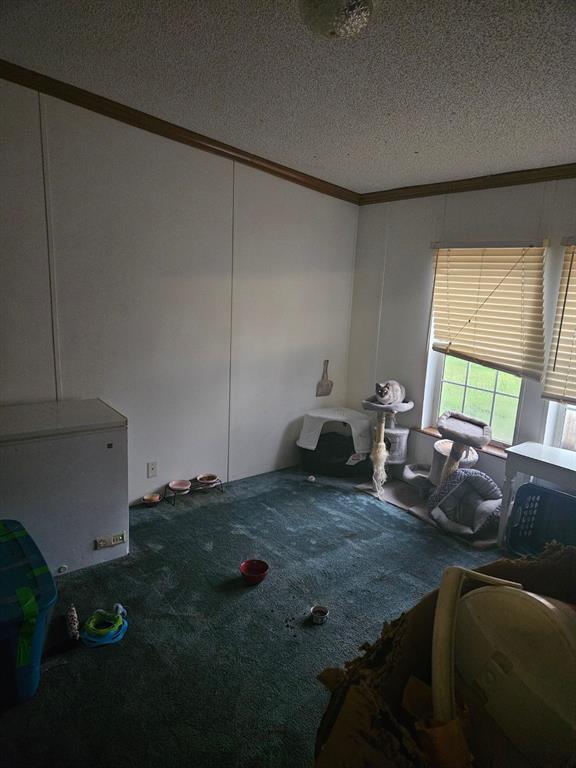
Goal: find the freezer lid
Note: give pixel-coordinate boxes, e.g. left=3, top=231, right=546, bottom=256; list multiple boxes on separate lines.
left=0, top=399, right=127, bottom=443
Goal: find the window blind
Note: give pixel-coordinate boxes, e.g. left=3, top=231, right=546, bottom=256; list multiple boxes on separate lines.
left=431, top=247, right=545, bottom=380
left=543, top=245, right=576, bottom=404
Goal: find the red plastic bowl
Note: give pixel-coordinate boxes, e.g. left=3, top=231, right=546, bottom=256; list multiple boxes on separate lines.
left=239, top=559, right=269, bottom=585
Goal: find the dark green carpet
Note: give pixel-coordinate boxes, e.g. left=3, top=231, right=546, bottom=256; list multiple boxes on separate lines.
left=0, top=470, right=492, bottom=768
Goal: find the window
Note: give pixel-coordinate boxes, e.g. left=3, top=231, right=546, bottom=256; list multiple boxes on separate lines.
left=428, top=245, right=543, bottom=447
left=546, top=403, right=576, bottom=452
left=542, top=245, right=576, bottom=404
left=432, top=246, right=545, bottom=380
left=542, top=244, right=576, bottom=451
left=560, top=406, right=576, bottom=450
left=437, top=356, right=521, bottom=445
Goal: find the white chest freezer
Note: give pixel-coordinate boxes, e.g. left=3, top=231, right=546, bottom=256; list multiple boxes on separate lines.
left=0, top=399, right=128, bottom=574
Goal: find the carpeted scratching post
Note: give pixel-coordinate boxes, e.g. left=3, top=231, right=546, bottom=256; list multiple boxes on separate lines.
left=371, top=411, right=388, bottom=499
left=437, top=412, right=491, bottom=487
left=361, top=383, right=414, bottom=499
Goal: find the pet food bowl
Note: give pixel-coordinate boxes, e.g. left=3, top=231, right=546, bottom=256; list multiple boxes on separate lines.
left=196, top=473, right=218, bottom=485
left=169, top=479, right=191, bottom=494
left=143, top=492, right=161, bottom=506
left=310, top=605, right=329, bottom=625
left=239, top=559, right=269, bottom=585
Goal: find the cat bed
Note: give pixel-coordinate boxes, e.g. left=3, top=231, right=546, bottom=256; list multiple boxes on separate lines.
left=428, top=468, right=502, bottom=539
left=297, top=408, right=371, bottom=454
left=361, top=396, right=414, bottom=414
left=402, top=463, right=433, bottom=498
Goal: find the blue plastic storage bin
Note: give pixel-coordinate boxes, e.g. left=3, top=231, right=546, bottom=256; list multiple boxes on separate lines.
left=0, top=519, right=57, bottom=703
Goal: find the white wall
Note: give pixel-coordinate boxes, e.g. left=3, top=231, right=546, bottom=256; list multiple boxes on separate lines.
left=0, top=80, right=358, bottom=501
left=230, top=166, right=356, bottom=480
left=347, top=179, right=576, bottom=479
left=0, top=80, right=56, bottom=403
left=42, top=96, right=234, bottom=500
left=6, top=74, right=575, bottom=501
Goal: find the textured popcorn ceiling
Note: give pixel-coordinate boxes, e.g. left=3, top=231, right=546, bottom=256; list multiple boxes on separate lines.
left=0, top=0, right=575, bottom=193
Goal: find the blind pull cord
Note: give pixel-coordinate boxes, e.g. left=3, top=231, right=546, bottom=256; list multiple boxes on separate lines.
left=552, top=246, right=575, bottom=372
left=426, top=249, right=440, bottom=353
left=447, top=248, right=530, bottom=346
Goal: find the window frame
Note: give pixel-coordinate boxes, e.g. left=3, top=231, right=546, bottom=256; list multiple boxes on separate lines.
left=430, top=354, right=524, bottom=449
left=546, top=401, right=576, bottom=451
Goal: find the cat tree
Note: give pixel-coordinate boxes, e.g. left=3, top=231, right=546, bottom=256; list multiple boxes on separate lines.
left=361, top=381, right=414, bottom=499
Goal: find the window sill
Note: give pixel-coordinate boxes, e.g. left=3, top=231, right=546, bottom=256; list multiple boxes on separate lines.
left=415, top=427, right=508, bottom=460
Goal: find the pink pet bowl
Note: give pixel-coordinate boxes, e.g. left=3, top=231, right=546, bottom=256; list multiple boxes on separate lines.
left=169, top=479, right=191, bottom=494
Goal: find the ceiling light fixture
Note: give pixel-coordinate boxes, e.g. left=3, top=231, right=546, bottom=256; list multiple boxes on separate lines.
left=299, top=0, right=374, bottom=39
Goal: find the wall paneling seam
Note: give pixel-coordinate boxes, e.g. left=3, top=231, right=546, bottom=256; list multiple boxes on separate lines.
left=38, top=92, right=63, bottom=400
left=373, top=206, right=389, bottom=384
left=344, top=207, right=360, bottom=401
left=226, top=162, right=236, bottom=482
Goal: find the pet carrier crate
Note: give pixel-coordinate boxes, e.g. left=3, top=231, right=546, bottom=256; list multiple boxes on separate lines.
left=506, top=482, right=576, bottom=556
left=297, top=408, right=372, bottom=478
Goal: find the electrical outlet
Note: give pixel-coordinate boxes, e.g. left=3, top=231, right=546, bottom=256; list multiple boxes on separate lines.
left=95, top=531, right=127, bottom=550
left=147, top=461, right=157, bottom=479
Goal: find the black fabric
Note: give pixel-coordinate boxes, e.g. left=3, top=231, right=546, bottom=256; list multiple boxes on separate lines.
left=299, top=432, right=372, bottom=478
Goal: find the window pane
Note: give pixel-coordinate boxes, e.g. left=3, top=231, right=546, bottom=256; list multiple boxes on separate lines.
left=467, top=362, right=497, bottom=390
left=443, top=356, right=468, bottom=384
left=491, top=394, right=519, bottom=444
left=435, top=359, right=521, bottom=443
left=463, top=387, right=493, bottom=424
left=561, top=408, right=576, bottom=451
left=439, top=382, right=465, bottom=415
left=496, top=371, right=521, bottom=396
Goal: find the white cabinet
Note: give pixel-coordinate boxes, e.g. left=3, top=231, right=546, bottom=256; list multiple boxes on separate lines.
left=0, top=399, right=128, bottom=574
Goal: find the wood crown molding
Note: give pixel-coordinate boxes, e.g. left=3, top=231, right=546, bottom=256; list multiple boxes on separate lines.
left=359, top=163, right=576, bottom=205
left=2, top=58, right=576, bottom=206
left=0, top=59, right=360, bottom=205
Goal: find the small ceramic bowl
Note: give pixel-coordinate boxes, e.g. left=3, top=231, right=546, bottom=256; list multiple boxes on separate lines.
left=310, top=605, right=329, bottom=625
left=196, top=473, right=218, bottom=485
left=169, top=479, right=191, bottom=494
left=239, top=559, right=269, bottom=585
left=143, top=492, right=161, bottom=506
